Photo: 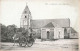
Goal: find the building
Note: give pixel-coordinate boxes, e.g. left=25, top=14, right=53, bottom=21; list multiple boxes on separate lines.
left=20, top=5, right=78, bottom=40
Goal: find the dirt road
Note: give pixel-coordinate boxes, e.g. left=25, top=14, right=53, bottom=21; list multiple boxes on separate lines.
left=1, top=39, right=78, bottom=51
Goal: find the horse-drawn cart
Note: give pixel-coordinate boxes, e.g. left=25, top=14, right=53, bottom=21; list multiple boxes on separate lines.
left=13, top=29, right=35, bottom=47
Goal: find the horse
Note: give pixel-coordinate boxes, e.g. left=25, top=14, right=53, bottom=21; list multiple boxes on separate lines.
left=12, top=32, right=22, bottom=46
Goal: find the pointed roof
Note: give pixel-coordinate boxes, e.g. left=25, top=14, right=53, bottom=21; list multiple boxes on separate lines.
left=22, top=4, right=31, bottom=14
left=43, top=22, right=54, bottom=28
left=43, top=22, right=60, bottom=28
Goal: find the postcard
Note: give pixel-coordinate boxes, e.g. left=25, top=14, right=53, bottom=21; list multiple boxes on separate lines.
left=0, top=0, right=79, bottom=51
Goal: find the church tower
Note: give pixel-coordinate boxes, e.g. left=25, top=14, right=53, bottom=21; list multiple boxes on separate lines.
left=20, top=4, right=32, bottom=29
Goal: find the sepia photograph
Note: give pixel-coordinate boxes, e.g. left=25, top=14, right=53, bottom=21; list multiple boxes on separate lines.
left=0, top=0, right=79, bottom=51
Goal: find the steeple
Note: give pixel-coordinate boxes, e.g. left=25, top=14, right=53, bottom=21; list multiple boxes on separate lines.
left=20, top=4, right=32, bottom=29
left=22, top=4, right=31, bottom=14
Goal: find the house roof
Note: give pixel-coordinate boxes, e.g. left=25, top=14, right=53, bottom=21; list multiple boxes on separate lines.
left=31, top=19, right=70, bottom=28
left=43, top=22, right=54, bottom=28
left=71, top=27, right=77, bottom=33
left=43, top=22, right=61, bottom=28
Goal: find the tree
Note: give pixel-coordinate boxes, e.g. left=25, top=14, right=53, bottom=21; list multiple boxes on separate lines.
left=1, top=24, right=18, bottom=42
left=1, top=24, right=8, bottom=42
left=7, top=24, right=17, bottom=42
left=0, top=24, right=1, bottom=48
left=16, top=27, right=25, bottom=32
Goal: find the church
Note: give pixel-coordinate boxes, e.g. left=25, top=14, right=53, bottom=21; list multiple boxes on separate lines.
left=20, top=5, right=78, bottom=40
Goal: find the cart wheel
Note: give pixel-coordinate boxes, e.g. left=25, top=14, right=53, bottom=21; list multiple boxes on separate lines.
left=27, top=40, right=33, bottom=47
left=19, top=37, right=27, bottom=47
left=27, top=38, right=34, bottom=47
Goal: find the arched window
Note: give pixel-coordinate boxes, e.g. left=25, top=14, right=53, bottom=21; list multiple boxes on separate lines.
left=25, top=16, right=27, bottom=18
left=57, top=31, right=60, bottom=38
left=24, top=21, right=27, bottom=25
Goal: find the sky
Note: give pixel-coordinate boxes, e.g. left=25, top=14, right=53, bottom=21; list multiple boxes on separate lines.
left=0, top=0, right=79, bottom=32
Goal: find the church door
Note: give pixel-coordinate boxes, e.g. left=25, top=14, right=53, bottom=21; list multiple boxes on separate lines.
left=47, top=31, right=50, bottom=39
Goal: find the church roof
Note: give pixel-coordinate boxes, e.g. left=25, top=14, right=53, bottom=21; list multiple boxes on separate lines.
left=22, top=4, right=31, bottom=14
left=31, top=19, right=70, bottom=28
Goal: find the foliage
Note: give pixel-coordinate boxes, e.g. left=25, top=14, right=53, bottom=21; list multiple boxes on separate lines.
left=1, top=24, right=8, bottom=42
left=1, top=23, right=36, bottom=42
left=1, top=24, right=22, bottom=42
